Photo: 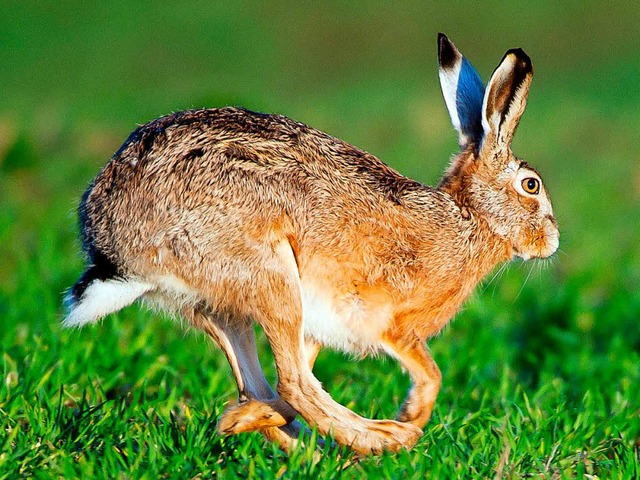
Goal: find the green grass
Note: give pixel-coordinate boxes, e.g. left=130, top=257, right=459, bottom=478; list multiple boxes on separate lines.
left=1, top=2, right=639, bottom=478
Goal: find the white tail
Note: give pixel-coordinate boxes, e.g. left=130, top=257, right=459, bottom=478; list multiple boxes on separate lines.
left=63, top=279, right=152, bottom=327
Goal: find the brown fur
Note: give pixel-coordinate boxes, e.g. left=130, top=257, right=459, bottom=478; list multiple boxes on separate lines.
left=65, top=36, right=558, bottom=455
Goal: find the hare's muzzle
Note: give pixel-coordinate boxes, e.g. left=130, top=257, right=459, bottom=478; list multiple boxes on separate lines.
left=515, top=214, right=559, bottom=261
left=538, top=215, right=559, bottom=259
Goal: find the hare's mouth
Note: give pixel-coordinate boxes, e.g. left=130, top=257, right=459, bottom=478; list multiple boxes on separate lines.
left=511, top=245, right=530, bottom=261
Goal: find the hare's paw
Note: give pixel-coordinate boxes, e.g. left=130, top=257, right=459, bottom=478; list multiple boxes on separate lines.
left=217, top=399, right=297, bottom=435
left=217, top=400, right=287, bottom=434
left=358, top=420, right=422, bottom=454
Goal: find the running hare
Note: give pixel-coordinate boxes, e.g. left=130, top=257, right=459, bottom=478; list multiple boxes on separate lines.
left=64, top=34, right=558, bottom=454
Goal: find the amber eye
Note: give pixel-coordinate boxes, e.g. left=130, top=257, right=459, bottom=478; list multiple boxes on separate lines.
left=521, top=177, right=540, bottom=195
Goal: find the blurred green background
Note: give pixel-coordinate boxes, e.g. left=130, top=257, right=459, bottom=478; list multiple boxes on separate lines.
left=1, top=1, right=639, bottom=478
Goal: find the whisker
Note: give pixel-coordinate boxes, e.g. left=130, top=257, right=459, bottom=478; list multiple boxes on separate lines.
left=490, top=263, right=509, bottom=299
left=481, top=261, right=510, bottom=297
left=514, top=262, right=535, bottom=301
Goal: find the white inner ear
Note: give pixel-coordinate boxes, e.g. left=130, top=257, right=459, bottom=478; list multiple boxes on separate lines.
left=439, top=60, right=462, bottom=135
left=481, top=53, right=518, bottom=137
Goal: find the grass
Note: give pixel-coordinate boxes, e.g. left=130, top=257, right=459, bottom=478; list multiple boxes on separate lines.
left=1, top=2, right=639, bottom=478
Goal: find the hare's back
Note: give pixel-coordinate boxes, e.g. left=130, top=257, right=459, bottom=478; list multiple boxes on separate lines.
left=112, top=107, right=411, bottom=185
left=91, top=106, right=424, bottom=219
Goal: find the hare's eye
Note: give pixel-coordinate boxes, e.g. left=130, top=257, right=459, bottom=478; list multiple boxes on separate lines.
left=521, top=177, right=540, bottom=195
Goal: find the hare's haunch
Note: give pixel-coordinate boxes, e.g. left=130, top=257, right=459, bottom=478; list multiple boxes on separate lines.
left=64, top=34, right=558, bottom=454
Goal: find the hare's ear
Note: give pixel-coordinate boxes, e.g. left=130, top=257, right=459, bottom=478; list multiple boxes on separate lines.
left=438, top=33, right=485, bottom=151
left=481, top=48, right=533, bottom=150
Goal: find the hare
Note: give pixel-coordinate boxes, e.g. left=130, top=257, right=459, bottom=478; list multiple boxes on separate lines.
left=63, top=34, right=558, bottom=455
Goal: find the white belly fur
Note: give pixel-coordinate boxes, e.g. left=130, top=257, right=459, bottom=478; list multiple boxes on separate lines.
left=300, top=282, right=391, bottom=355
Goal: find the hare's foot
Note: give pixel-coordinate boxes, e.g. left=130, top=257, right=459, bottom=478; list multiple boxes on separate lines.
left=273, top=363, right=423, bottom=454
left=358, top=419, right=423, bottom=454
left=217, top=398, right=297, bottom=434
left=218, top=400, right=328, bottom=454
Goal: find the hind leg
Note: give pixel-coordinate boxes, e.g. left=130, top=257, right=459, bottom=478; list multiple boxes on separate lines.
left=252, top=239, right=422, bottom=454
left=215, top=334, right=322, bottom=435
left=217, top=336, right=323, bottom=439
left=185, top=306, right=312, bottom=452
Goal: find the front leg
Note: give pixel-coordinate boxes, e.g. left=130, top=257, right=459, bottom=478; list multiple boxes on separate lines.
left=383, top=335, right=441, bottom=428
left=304, top=337, right=322, bottom=371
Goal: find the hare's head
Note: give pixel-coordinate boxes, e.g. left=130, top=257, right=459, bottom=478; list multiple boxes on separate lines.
left=436, top=34, right=559, bottom=261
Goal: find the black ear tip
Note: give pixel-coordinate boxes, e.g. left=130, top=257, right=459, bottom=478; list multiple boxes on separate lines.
left=438, top=33, right=458, bottom=68
left=505, top=48, right=533, bottom=73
